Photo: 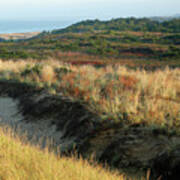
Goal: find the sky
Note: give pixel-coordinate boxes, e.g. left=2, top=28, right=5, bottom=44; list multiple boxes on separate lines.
left=0, top=0, right=180, bottom=21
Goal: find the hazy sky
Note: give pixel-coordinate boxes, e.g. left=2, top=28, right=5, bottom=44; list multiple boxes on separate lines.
left=0, top=0, right=179, bottom=21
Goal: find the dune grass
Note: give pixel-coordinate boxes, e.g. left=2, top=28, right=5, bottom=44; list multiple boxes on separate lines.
left=0, top=127, right=127, bottom=180
left=0, top=58, right=177, bottom=179
left=0, top=59, right=179, bottom=130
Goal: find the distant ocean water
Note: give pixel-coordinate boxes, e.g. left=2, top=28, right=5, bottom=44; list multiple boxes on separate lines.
left=0, top=20, right=75, bottom=34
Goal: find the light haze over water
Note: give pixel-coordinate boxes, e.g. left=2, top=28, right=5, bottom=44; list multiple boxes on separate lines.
left=0, top=20, right=76, bottom=34
left=0, top=0, right=179, bottom=33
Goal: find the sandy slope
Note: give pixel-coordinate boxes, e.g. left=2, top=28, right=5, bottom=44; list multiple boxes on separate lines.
left=0, top=32, right=40, bottom=40
left=0, top=97, right=62, bottom=148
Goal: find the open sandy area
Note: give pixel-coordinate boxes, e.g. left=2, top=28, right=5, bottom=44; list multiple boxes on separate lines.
left=0, top=32, right=40, bottom=40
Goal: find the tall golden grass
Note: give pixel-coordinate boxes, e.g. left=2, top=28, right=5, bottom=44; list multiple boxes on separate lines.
left=0, top=58, right=179, bottom=128
left=0, top=127, right=126, bottom=180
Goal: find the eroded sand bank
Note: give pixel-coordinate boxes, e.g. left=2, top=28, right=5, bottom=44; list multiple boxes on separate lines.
left=0, top=97, right=63, bottom=148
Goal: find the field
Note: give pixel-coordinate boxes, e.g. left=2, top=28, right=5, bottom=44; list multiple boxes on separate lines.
left=0, top=17, right=180, bottom=179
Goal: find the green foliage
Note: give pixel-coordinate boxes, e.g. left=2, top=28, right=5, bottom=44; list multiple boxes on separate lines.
left=21, top=64, right=43, bottom=77
left=0, top=17, right=179, bottom=62
left=163, top=46, right=180, bottom=58
left=53, top=18, right=180, bottom=34
left=0, top=47, right=42, bottom=59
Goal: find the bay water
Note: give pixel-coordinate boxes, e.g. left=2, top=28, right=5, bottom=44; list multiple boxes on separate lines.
left=0, top=19, right=76, bottom=34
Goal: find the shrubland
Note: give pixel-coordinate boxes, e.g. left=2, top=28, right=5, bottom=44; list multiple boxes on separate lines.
left=0, top=18, right=179, bottom=67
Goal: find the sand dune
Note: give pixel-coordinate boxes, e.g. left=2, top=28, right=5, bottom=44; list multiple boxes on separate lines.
left=0, top=32, right=40, bottom=40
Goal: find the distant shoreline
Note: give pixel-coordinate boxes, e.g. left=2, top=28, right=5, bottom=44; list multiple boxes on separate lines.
left=0, top=19, right=74, bottom=36
left=0, top=32, right=41, bottom=40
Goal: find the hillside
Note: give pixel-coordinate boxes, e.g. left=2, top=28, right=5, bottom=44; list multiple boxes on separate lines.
left=0, top=17, right=179, bottom=70
left=150, top=15, right=180, bottom=22
left=52, top=18, right=180, bottom=34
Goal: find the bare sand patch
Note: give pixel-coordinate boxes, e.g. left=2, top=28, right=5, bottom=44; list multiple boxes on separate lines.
left=0, top=97, right=63, bottom=149
left=0, top=32, right=40, bottom=40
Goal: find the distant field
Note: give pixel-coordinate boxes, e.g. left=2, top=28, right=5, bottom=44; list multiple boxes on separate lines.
left=0, top=32, right=40, bottom=40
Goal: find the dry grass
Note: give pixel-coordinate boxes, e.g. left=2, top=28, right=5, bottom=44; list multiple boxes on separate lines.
left=0, top=59, right=175, bottom=179
left=0, top=59, right=34, bottom=72
left=58, top=64, right=180, bottom=128
left=0, top=58, right=179, bottom=128
left=41, top=65, right=56, bottom=82
left=0, top=127, right=126, bottom=180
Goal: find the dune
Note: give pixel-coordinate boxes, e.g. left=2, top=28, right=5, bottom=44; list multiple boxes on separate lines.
left=0, top=32, right=40, bottom=40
